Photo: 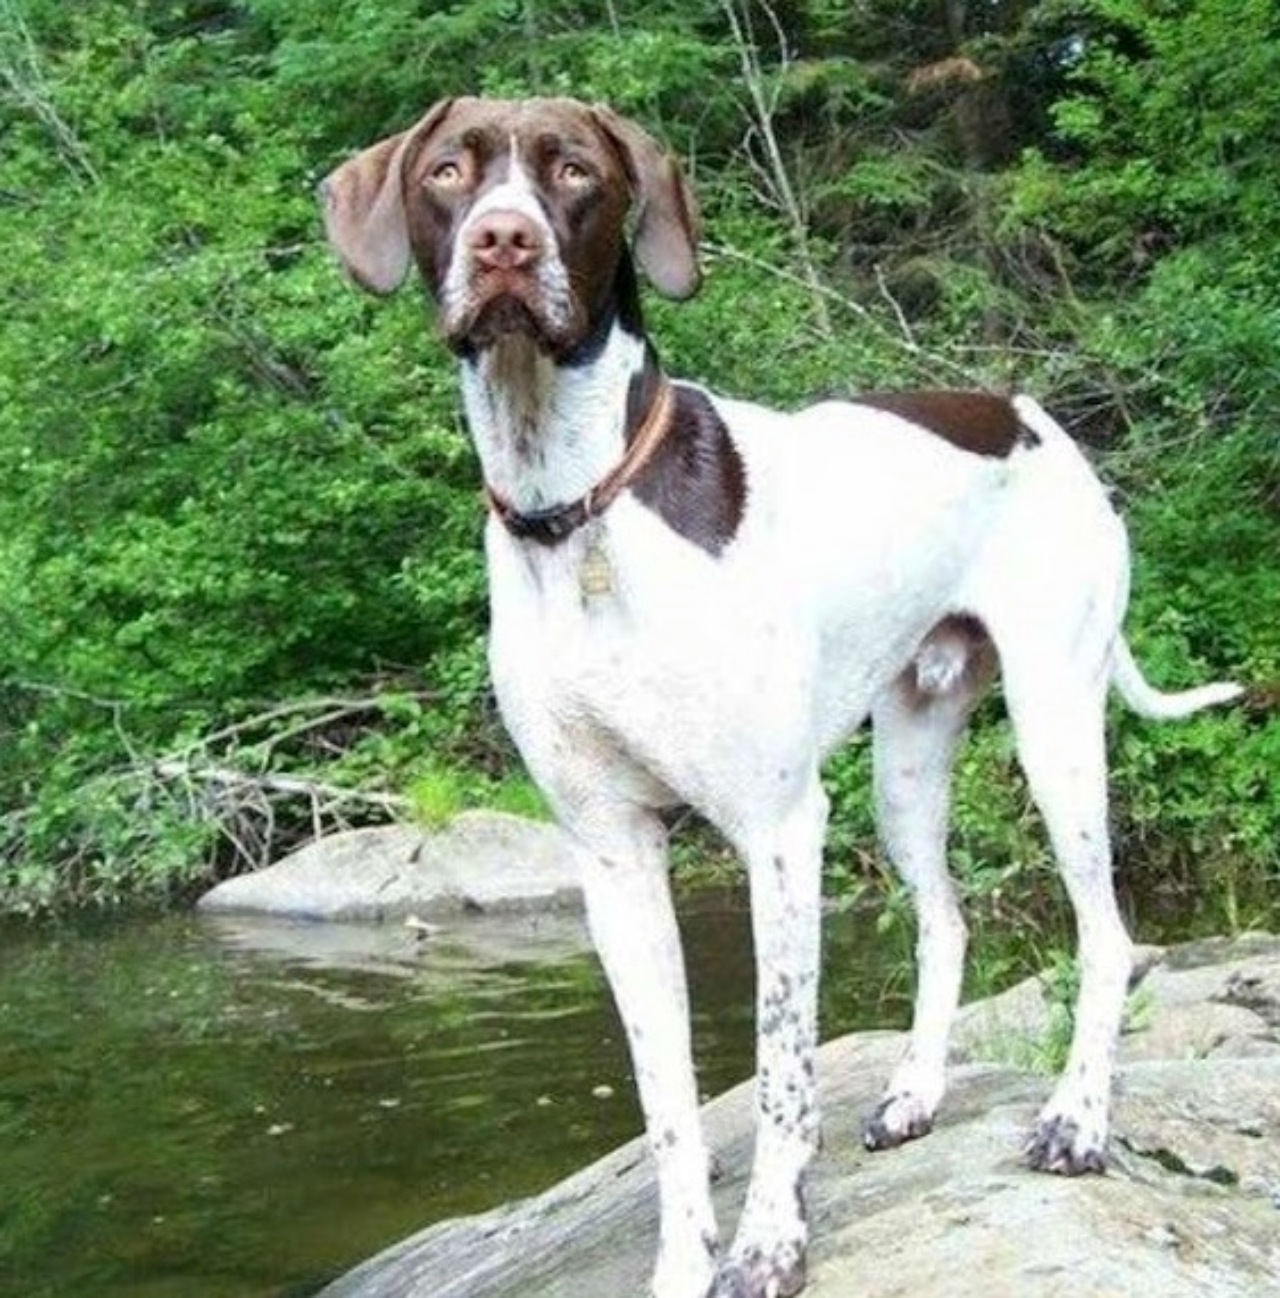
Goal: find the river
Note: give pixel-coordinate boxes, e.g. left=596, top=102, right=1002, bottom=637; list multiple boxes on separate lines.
left=0, top=889, right=916, bottom=1298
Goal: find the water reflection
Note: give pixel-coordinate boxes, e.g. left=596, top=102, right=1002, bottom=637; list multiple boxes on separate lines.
left=0, top=891, right=907, bottom=1298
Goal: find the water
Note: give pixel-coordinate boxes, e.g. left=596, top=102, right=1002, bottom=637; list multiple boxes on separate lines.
left=0, top=890, right=912, bottom=1298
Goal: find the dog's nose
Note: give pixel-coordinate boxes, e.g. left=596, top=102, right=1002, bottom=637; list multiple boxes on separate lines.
left=468, top=210, right=544, bottom=271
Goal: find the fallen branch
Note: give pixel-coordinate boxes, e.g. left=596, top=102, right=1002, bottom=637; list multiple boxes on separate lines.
left=149, top=759, right=411, bottom=873
left=164, top=690, right=438, bottom=761
left=153, top=759, right=411, bottom=814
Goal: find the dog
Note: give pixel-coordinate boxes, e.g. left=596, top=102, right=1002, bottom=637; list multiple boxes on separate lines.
left=320, top=97, right=1241, bottom=1298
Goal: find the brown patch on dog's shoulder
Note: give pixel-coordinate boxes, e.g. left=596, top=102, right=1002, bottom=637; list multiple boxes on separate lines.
left=856, top=389, right=1039, bottom=457
left=631, top=385, right=745, bottom=555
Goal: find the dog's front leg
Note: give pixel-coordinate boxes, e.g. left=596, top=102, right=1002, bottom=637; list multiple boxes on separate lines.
left=573, top=803, right=720, bottom=1298
left=714, top=781, right=828, bottom=1298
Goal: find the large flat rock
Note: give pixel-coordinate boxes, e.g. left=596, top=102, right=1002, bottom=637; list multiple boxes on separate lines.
left=196, top=811, right=582, bottom=921
left=320, top=935, right=1280, bottom=1298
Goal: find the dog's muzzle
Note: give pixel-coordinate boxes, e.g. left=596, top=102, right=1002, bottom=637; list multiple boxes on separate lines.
left=445, top=207, right=579, bottom=352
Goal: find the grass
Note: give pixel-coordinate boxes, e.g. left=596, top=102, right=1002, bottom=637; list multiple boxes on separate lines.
left=407, top=760, right=552, bottom=829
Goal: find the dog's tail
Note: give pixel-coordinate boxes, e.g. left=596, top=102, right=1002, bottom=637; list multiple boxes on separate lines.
left=1110, top=637, right=1243, bottom=719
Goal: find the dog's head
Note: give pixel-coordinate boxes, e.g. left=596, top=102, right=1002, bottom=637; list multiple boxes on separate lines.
left=320, top=97, right=700, bottom=357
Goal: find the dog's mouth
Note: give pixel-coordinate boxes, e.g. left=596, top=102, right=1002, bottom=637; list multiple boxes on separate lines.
left=469, top=294, right=545, bottom=345
left=444, top=273, right=581, bottom=356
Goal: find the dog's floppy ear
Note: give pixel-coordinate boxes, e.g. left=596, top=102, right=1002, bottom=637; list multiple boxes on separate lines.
left=319, top=99, right=454, bottom=295
left=591, top=105, right=701, bottom=301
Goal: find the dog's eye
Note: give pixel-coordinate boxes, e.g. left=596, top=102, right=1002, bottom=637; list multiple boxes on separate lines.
left=429, top=160, right=465, bottom=187
left=556, top=159, right=592, bottom=187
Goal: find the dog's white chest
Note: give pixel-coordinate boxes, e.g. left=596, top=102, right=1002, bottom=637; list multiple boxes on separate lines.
left=486, top=505, right=815, bottom=809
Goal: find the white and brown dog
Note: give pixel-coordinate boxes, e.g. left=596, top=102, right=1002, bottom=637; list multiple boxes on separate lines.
left=321, top=98, right=1240, bottom=1298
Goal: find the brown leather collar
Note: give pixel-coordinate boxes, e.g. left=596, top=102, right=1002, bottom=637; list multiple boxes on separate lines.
left=485, top=377, right=676, bottom=545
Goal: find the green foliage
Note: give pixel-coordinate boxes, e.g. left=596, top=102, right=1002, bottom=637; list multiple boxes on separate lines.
left=0, top=0, right=1274, bottom=926
left=966, top=947, right=1077, bottom=1075
left=968, top=955, right=1155, bottom=1077
left=1026, top=0, right=1280, bottom=262
left=489, top=774, right=554, bottom=822
left=407, top=761, right=550, bottom=830
left=408, top=762, right=478, bottom=830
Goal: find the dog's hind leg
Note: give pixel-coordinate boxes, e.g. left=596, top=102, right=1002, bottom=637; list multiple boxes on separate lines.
left=863, top=622, right=995, bottom=1151
left=573, top=803, right=720, bottom=1298
left=713, top=776, right=828, bottom=1298
left=1002, top=647, right=1133, bottom=1174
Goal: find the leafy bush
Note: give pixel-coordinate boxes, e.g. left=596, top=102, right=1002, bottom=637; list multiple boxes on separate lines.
left=0, top=0, right=1274, bottom=928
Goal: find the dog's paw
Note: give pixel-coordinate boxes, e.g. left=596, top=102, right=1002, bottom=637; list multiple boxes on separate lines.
left=651, top=1232, right=720, bottom=1298
left=709, top=1244, right=806, bottom=1298
left=861, top=1092, right=934, bottom=1152
left=1025, top=1112, right=1107, bottom=1176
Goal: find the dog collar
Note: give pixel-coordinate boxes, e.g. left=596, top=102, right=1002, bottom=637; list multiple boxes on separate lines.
left=485, top=377, right=676, bottom=546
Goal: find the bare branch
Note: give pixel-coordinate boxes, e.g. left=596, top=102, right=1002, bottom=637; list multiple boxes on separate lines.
left=165, top=691, right=436, bottom=761
left=873, top=263, right=918, bottom=350
left=0, top=0, right=99, bottom=185
left=703, top=239, right=983, bottom=385
left=152, top=760, right=411, bottom=815
left=719, top=0, right=832, bottom=336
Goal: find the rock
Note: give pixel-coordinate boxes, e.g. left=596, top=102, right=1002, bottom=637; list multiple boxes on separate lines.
left=196, top=811, right=582, bottom=921
left=1120, top=934, right=1280, bottom=1063
left=320, top=935, right=1280, bottom=1298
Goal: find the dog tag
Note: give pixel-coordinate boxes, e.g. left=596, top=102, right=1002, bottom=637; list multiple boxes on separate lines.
left=580, top=539, right=614, bottom=599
